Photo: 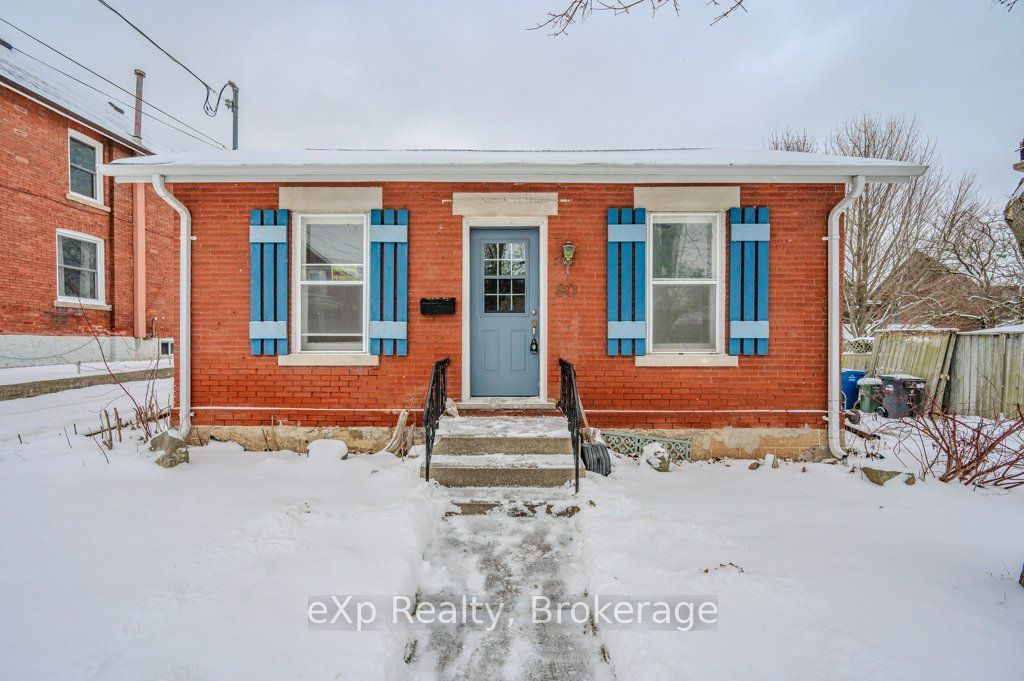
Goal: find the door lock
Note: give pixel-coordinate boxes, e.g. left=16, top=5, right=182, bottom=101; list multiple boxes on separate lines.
left=529, top=319, right=539, bottom=354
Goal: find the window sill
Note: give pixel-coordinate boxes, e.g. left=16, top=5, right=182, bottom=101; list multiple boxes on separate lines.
left=66, top=192, right=110, bottom=212
left=277, top=353, right=380, bottom=367
left=635, top=353, right=738, bottom=368
left=53, top=299, right=110, bottom=311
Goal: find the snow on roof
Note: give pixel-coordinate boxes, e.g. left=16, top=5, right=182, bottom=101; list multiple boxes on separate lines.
left=1011, top=179, right=1024, bottom=204
left=0, top=41, right=220, bottom=154
left=103, top=147, right=928, bottom=184
left=878, top=324, right=959, bottom=333
left=960, top=323, right=1024, bottom=335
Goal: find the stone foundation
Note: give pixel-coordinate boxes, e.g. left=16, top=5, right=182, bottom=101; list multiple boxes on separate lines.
left=186, top=423, right=828, bottom=460
left=187, top=425, right=416, bottom=454
left=612, top=426, right=830, bottom=462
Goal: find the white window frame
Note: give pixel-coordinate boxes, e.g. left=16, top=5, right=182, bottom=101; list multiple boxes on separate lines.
left=291, top=213, right=370, bottom=355
left=646, top=211, right=725, bottom=355
left=55, top=228, right=105, bottom=305
left=67, top=129, right=104, bottom=204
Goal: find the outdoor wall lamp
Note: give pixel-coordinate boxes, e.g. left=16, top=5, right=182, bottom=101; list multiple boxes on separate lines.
left=562, top=241, right=576, bottom=271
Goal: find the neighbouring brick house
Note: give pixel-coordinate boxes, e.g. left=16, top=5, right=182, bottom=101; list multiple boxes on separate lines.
left=104, top=149, right=924, bottom=458
left=0, top=39, right=214, bottom=367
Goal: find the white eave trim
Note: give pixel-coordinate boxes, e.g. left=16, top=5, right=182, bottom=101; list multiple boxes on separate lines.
left=100, top=163, right=925, bottom=185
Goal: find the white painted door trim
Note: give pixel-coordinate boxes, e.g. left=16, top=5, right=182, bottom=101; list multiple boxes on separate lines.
left=461, top=216, right=548, bottom=402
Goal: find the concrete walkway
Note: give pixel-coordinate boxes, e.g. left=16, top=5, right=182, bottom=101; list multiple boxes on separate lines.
left=405, top=506, right=613, bottom=681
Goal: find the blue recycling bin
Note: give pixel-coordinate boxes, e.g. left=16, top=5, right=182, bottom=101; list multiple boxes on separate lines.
left=841, top=369, right=868, bottom=410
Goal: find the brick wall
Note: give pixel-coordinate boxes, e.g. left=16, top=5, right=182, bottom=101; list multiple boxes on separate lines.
left=0, top=87, right=177, bottom=340
left=173, top=181, right=845, bottom=430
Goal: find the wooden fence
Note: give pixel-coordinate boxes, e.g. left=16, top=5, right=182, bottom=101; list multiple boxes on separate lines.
left=844, top=327, right=1024, bottom=418
left=947, top=330, right=1024, bottom=418
left=841, top=353, right=872, bottom=371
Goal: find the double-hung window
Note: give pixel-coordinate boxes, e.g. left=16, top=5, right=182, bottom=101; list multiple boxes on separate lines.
left=68, top=130, right=103, bottom=203
left=295, top=214, right=368, bottom=352
left=56, top=229, right=104, bottom=304
left=649, top=213, right=723, bottom=353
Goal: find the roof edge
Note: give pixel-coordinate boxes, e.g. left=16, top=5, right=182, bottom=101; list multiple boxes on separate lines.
left=101, top=161, right=927, bottom=185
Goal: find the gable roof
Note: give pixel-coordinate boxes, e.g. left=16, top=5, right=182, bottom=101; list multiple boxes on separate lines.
left=0, top=40, right=221, bottom=154
left=102, top=147, right=927, bottom=184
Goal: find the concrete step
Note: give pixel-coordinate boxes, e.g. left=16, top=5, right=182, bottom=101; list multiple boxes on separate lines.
left=422, top=454, right=582, bottom=488
left=433, top=416, right=572, bottom=455
left=444, top=487, right=580, bottom=517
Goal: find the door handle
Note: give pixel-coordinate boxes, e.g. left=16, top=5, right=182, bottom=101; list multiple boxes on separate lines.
left=529, top=320, right=539, bottom=354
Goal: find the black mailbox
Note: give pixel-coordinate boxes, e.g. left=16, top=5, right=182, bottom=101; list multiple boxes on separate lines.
left=420, top=297, right=456, bottom=315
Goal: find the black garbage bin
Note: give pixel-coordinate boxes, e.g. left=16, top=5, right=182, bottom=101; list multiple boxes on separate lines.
left=877, top=374, right=927, bottom=418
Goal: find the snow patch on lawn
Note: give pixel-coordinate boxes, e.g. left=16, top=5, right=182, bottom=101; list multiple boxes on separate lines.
left=577, top=456, right=1024, bottom=680
left=0, top=381, right=450, bottom=680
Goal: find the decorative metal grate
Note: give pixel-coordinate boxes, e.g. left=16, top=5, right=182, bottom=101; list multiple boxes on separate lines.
left=601, top=431, right=692, bottom=461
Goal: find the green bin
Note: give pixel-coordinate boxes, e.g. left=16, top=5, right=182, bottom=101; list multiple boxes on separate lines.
left=858, top=377, right=883, bottom=414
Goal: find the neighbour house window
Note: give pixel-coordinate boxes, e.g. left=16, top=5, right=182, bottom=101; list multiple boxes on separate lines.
left=296, top=214, right=368, bottom=352
left=159, top=339, right=174, bottom=357
left=649, top=213, right=722, bottom=353
left=68, top=131, right=103, bottom=202
left=56, top=230, right=104, bottom=304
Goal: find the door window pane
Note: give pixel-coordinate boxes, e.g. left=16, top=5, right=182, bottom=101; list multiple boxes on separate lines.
left=653, top=219, right=714, bottom=279
left=482, top=240, right=527, bottom=315
left=652, top=284, right=716, bottom=351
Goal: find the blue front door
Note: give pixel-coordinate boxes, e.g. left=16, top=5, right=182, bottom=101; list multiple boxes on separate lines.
left=470, top=228, right=540, bottom=397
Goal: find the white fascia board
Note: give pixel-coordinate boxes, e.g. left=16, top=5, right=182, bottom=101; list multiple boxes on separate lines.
left=102, top=162, right=925, bottom=185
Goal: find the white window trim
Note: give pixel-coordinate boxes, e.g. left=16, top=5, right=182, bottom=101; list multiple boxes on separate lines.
left=290, top=212, right=371, bottom=356
left=645, top=211, right=726, bottom=357
left=67, top=129, right=104, bottom=205
left=55, top=228, right=105, bottom=306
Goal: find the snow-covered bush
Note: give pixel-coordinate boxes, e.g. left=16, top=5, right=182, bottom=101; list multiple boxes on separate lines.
left=882, top=411, right=1024, bottom=489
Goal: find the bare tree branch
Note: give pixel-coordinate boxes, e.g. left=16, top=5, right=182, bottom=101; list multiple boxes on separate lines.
left=532, top=0, right=745, bottom=35
left=766, top=127, right=819, bottom=153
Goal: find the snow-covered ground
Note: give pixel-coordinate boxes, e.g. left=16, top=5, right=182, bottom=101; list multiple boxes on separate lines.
left=1, top=383, right=1022, bottom=680
left=578, top=458, right=1024, bottom=680
left=0, top=380, right=449, bottom=680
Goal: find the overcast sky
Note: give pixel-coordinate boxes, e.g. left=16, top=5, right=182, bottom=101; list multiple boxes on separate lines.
left=4, top=0, right=1022, bottom=203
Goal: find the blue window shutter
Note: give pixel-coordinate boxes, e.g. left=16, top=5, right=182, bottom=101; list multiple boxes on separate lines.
left=369, top=208, right=409, bottom=356
left=728, top=206, right=770, bottom=356
left=249, top=209, right=289, bottom=356
left=607, top=207, right=647, bottom=357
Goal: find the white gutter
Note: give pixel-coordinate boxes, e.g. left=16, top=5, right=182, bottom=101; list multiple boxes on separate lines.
left=151, top=175, right=192, bottom=435
left=826, top=175, right=866, bottom=459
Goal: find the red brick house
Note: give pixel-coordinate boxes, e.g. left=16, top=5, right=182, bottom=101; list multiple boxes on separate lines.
left=0, top=40, right=213, bottom=367
left=104, top=149, right=924, bottom=459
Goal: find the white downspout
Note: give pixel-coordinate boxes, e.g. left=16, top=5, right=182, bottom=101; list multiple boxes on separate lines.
left=826, top=175, right=865, bottom=458
left=151, top=175, right=192, bottom=435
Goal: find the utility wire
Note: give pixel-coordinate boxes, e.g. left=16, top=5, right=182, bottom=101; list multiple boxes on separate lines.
left=0, top=16, right=223, bottom=148
left=94, top=0, right=232, bottom=117
left=8, top=45, right=224, bottom=149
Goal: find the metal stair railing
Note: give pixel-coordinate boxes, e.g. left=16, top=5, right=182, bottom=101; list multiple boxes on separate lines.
left=422, top=358, right=450, bottom=482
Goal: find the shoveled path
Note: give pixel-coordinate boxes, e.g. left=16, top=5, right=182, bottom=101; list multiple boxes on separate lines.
left=404, top=505, right=614, bottom=681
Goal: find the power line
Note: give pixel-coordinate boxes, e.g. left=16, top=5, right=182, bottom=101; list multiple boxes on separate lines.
left=0, top=16, right=224, bottom=148
left=94, top=0, right=232, bottom=117
left=7, top=44, right=224, bottom=148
